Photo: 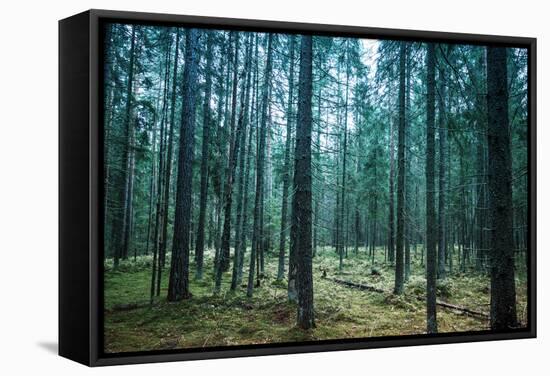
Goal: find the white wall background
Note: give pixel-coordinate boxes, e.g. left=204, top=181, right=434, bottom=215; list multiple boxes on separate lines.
left=0, top=0, right=546, bottom=374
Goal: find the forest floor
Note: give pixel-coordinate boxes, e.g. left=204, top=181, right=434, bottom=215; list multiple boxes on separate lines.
left=103, top=247, right=528, bottom=353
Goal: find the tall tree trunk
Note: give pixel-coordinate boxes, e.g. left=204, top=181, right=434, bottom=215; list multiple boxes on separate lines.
left=425, top=43, right=438, bottom=334
left=216, top=33, right=252, bottom=293
left=145, top=122, right=158, bottom=257
left=277, top=35, right=295, bottom=281
left=195, top=31, right=213, bottom=280
left=474, top=50, right=487, bottom=273
left=213, top=34, right=231, bottom=274
left=486, top=46, right=517, bottom=330
left=167, top=29, right=200, bottom=302
left=387, top=117, right=396, bottom=265
left=404, top=44, right=412, bottom=281
left=293, top=34, right=315, bottom=329
left=231, top=36, right=253, bottom=291
left=248, top=33, right=273, bottom=297
left=338, top=42, right=350, bottom=270
left=114, top=25, right=136, bottom=269
left=437, top=45, right=448, bottom=280
left=219, top=32, right=241, bottom=274
left=237, top=35, right=260, bottom=285
left=354, top=155, right=361, bottom=255
left=313, top=86, right=322, bottom=258
left=103, top=25, right=118, bottom=243
left=156, top=32, right=178, bottom=296
left=122, top=116, right=137, bottom=260
left=394, top=41, right=406, bottom=295
left=151, top=34, right=172, bottom=299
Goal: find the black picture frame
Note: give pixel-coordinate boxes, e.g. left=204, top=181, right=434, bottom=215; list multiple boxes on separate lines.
left=59, top=8, right=537, bottom=367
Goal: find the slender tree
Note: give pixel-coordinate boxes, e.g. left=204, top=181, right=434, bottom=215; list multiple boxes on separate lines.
left=437, top=45, right=448, bottom=280
left=387, top=117, right=396, bottom=265
left=195, top=31, right=214, bottom=280
left=159, top=29, right=181, bottom=282
left=219, top=32, right=241, bottom=274
left=404, top=44, right=412, bottom=281
left=150, top=32, right=172, bottom=300
left=231, top=35, right=253, bottom=291
left=248, top=33, right=273, bottom=297
left=236, top=35, right=260, bottom=285
left=425, top=43, right=438, bottom=334
left=113, top=25, right=137, bottom=269
left=394, top=41, right=406, bottom=295
left=277, top=35, right=296, bottom=281
left=338, top=40, right=351, bottom=271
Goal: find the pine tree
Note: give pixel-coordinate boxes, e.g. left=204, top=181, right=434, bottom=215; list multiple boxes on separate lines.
left=293, top=34, right=315, bottom=329
left=425, top=43, right=438, bottom=334
left=167, top=29, right=200, bottom=302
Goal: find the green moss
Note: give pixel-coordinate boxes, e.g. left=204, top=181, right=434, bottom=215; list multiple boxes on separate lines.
left=104, top=247, right=528, bottom=353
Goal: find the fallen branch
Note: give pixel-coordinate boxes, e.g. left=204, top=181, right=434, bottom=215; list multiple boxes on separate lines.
left=326, top=277, right=489, bottom=320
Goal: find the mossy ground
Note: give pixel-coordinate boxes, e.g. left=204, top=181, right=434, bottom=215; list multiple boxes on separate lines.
left=104, top=246, right=528, bottom=353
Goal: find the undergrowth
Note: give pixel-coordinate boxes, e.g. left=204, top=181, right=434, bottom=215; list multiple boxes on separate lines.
left=104, top=246, right=528, bottom=353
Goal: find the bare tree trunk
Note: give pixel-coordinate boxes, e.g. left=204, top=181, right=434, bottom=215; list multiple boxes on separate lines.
left=219, top=32, right=241, bottom=274
left=486, top=46, right=517, bottom=330
left=293, top=34, right=315, bottom=329
left=387, top=117, right=395, bottom=265
left=114, top=25, right=136, bottom=269
left=151, top=34, right=172, bottom=298
left=167, top=29, right=200, bottom=302
left=404, top=44, right=412, bottom=282
left=231, top=36, right=253, bottom=291
left=338, top=41, right=350, bottom=270
left=394, top=41, right=406, bottom=295
left=194, top=31, right=213, bottom=280
left=425, top=43, right=438, bottom=334
left=437, top=45, right=448, bottom=280
left=277, top=35, right=295, bottom=281
left=247, top=33, right=273, bottom=297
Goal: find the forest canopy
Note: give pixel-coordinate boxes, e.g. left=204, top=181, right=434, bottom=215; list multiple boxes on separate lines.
left=102, top=22, right=529, bottom=353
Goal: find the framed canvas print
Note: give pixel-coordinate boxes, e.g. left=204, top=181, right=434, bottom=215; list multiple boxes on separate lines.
left=59, top=9, right=536, bottom=366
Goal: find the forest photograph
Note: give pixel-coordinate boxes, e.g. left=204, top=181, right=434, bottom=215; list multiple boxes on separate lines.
left=102, top=22, right=529, bottom=353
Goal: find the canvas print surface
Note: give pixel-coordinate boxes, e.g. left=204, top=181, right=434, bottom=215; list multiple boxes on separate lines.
left=102, top=21, right=530, bottom=354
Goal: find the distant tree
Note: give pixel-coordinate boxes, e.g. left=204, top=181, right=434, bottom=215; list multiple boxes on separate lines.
left=338, top=39, right=351, bottom=271
left=236, top=35, right=260, bottom=286
left=113, top=25, right=137, bottom=269
left=219, top=32, right=241, bottom=275
left=231, top=35, right=253, bottom=291
left=248, top=33, right=273, bottom=297
left=150, top=30, right=173, bottom=300
left=277, top=35, right=296, bottom=282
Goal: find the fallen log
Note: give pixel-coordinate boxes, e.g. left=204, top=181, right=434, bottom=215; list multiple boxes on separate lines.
left=329, top=278, right=386, bottom=294
left=326, top=277, right=489, bottom=320
left=433, top=300, right=489, bottom=319
left=105, top=301, right=152, bottom=313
